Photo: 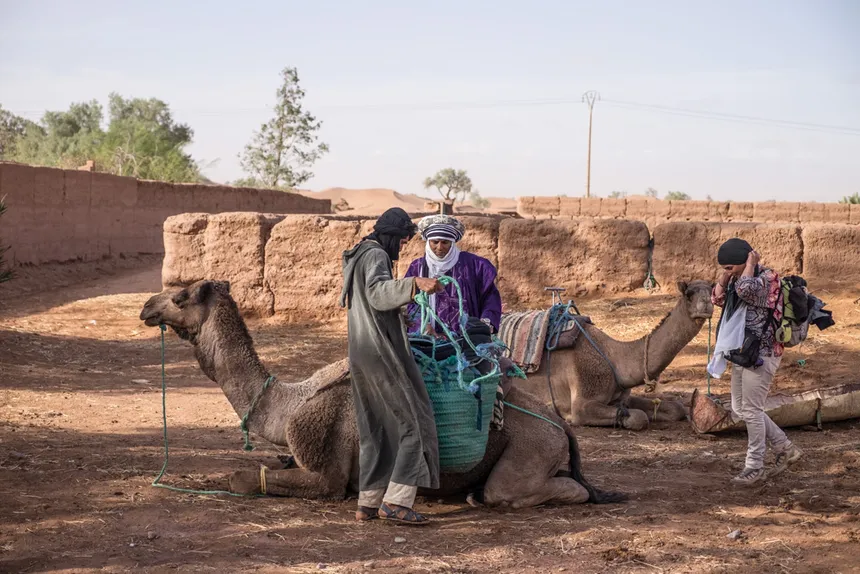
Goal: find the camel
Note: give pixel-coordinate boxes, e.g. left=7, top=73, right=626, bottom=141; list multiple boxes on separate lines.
left=518, top=281, right=714, bottom=431
left=139, top=279, right=626, bottom=508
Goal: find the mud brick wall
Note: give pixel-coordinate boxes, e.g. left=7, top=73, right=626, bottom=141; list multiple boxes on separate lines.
left=517, top=196, right=856, bottom=229
left=497, top=218, right=650, bottom=310
left=162, top=216, right=859, bottom=320
left=651, top=222, right=803, bottom=287
left=802, top=225, right=860, bottom=286
left=0, top=162, right=330, bottom=266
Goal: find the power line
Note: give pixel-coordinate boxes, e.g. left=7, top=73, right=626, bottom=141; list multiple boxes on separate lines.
left=7, top=97, right=860, bottom=135
left=601, top=98, right=860, bottom=136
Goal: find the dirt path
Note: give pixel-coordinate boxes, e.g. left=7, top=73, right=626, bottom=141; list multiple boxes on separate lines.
left=1, top=262, right=859, bottom=573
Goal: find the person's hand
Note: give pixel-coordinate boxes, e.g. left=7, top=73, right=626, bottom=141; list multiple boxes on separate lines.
left=746, top=250, right=760, bottom=268
left=718, top=270, right=733, bottom=288
left=415, top=277, right=443, bottom=294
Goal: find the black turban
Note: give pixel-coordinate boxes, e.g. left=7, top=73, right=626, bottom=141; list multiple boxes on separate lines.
left=717, top=238, right=753, bottom=266
left=364, top=207, right=417, bottom=262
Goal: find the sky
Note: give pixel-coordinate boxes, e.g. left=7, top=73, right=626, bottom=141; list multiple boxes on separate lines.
left=1, top=0, right=859, bottom=202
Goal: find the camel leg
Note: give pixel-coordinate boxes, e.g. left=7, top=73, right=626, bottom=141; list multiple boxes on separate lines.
left=485, top=474, right=589, bottom=509
left=229, top=467, right=348, bottom=500
left=482, top=450, right=588, bottom=509
left=570, top=398, right=649, bottom=431
left=626, top=395, right=688, bottom=423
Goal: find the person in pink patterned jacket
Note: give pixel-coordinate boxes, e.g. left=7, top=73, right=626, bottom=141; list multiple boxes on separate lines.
left=711, top=238, right=803, bottom=486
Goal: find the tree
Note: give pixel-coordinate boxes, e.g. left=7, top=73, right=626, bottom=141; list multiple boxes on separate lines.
left=10, top=100, right=103, bottom=168
left=645, top=187, right=659, bottom=198
left=239, top=67, right=329, bottom=190
left=469, top=190, right=491, bottom=209
left=840, top=193, right=860, bottom=204
left=0, top=105, right=43, bottom=160
left=424, top=168, right=473, bottom=213
left=665, top=191, right=691, bottom=201
left=0, top=197, right=12, bottom=284
left=100, top=93, right=199, bottom=181
left=4, top=96, right=201, bottom=182
left=608, top=191, right=627, bottom=199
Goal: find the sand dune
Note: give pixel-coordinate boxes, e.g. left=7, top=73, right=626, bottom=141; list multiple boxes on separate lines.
left=300, top=187, right=517, bottom=216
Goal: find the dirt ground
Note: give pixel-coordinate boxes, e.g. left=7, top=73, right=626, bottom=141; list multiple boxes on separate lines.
left=1, top=258, right=859, bottom=573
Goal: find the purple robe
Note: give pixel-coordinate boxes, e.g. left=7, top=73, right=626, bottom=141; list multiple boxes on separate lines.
left=404, top=251, right=502, bottom=336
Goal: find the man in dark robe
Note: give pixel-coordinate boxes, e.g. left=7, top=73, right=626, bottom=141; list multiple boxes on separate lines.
left=340, top=207, right=443, bottom=525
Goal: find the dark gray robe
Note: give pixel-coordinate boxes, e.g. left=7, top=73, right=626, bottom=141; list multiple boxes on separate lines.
left=340, top=240, right=440, bottom=491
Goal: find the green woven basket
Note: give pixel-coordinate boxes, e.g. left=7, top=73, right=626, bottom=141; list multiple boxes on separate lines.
left=416, top=353, right=498, bottom=473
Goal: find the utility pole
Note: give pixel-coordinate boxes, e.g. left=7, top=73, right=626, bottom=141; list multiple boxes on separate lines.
left=582, top=90, right=600, bottom=198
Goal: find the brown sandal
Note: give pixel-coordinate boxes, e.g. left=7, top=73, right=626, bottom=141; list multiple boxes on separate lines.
left=355, top=506, right=379, bottom=522
left=378, top=503, right=430, bottom=526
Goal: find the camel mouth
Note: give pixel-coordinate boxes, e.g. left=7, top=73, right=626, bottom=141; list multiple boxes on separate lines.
left=139, top=305, right=163, bottom=327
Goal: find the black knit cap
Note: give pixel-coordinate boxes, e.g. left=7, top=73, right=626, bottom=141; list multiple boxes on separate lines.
left=717, top=238, right=753, bottom=266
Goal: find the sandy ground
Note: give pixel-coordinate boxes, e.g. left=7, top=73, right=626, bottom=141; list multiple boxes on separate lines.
left=1, top=258, right=859, bottom=573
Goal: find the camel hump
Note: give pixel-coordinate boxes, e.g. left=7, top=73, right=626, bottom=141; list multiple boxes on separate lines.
left=306, top=358, right=351, bottom=398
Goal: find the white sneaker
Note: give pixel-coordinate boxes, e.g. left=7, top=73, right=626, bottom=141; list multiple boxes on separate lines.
left=731, top=467, right=767, bottom=486
left=771, top=444, right=803, bottom=476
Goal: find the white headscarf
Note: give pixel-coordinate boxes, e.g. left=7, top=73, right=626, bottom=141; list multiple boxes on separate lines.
left=417, top=215, right=465, bottom=319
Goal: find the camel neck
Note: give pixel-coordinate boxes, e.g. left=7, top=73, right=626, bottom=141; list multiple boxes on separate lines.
left=196, top=313, right=310, bottom=446
left=635, top=301, right=703, bottom=387
left=605, top=300, right=703, bottom=389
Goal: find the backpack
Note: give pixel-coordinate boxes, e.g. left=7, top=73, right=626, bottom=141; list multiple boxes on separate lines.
left=776, top=275, right=812, bottom=348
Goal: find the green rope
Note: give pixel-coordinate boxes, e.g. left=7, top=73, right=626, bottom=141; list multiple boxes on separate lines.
left=502, top=401, right=564, bottom=431
left=152, top=324, right=261, bottom=498
left=413, top=276, right=501, bottom=392
left=413, top=276, right=566, bottom=434
left=706, top=317, right=713, bottom=396
left=240, top=375, right=276, bottom=452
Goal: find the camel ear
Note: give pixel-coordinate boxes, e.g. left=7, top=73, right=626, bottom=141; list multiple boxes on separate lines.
left=213, top=280, right=231, bottom=295
left=677, top=281, right=688, bottom=295
left=173, top=281, right=214, bottom=309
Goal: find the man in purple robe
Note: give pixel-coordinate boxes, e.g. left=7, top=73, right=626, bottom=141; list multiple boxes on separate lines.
left=403, top=215, right=502, bottom=337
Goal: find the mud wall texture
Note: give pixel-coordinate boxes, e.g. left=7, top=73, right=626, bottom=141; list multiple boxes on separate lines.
left=163, top=213, right=858, bottom=320
left=0, top=162, right=331, bottom=266
left=517, top=196, right=860, bottom=228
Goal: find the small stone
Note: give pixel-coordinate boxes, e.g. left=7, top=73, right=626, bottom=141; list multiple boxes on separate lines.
left=129, top=543, right=136, bottom=548
left=132, top=379, right=150, bottom=384
left=363, top=562, right=376, bottom=570
left=147, top=531, right=159, bottom=541
left=727, top=529, right=743, bottom=540
left=394, top=537, right=406, bottom=544
left=317, top=564, right=327, bottom=570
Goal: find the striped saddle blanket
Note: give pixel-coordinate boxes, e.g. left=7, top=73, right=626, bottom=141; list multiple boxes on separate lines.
left=497, top=310, right=591, bottom=374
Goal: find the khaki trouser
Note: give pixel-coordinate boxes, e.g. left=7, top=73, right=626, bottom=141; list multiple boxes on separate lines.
left=358, top=482, right=418, bottom=509
left=730, top=354, right=792, bottom=470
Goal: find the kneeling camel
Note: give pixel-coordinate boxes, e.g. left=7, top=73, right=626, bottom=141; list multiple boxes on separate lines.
left=139, top=280, right=625, bottom=509
left=519, top=281, right=714, bottom=430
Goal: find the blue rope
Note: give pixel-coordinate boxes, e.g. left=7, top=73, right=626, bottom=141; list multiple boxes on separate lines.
left=544, top=302, right=623, bottom=391
left=502, top=401, right=565, bottom=431
left=412, top=276, right=503, bottom=431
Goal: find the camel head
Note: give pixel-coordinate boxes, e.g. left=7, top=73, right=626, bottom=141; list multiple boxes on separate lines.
left=676, top=280, right=715, bottom=322
left=139, top=280, right=233, bottom=340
